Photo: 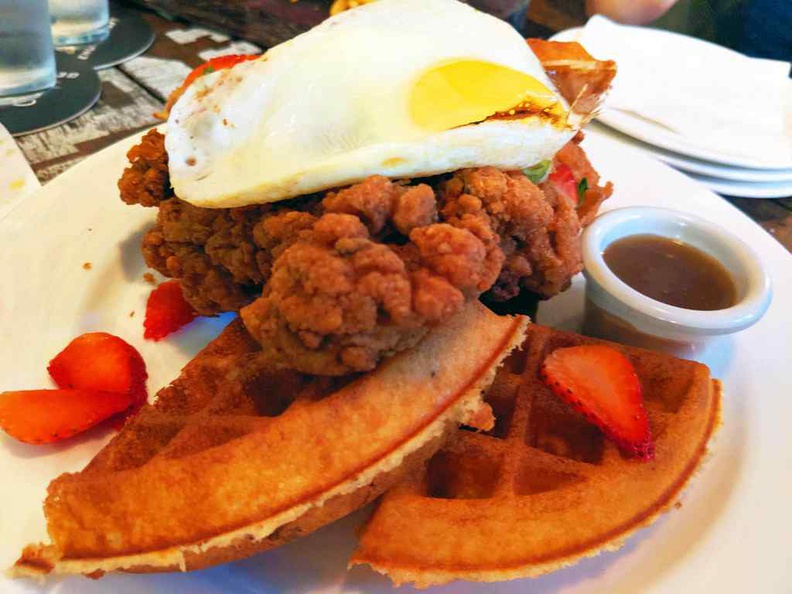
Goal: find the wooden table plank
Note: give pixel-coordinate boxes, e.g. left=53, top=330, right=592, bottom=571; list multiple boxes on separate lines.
left=725, top=196, right=792, bottom=252
left=118, top=12, right=261, bottom=101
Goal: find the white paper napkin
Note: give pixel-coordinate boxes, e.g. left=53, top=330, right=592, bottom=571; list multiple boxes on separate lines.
left=578, top=16, right=792, bottom=166
left=0, top=123, right=40, bottom=220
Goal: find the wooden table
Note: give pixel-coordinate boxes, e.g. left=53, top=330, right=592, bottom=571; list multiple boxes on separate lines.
left=14, top=2, right=792, bottom=252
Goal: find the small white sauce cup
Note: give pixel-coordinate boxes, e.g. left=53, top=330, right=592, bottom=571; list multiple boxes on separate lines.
left=582, top=207, right=772, bottom=352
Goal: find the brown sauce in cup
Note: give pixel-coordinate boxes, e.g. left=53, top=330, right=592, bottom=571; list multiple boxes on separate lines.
left=603, top=234, right=737, bottom=311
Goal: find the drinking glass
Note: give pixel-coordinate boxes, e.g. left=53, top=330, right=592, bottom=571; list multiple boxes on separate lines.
left=49, top=0, right=109, bottom=46
left=0, top=0, right=57, bottom=97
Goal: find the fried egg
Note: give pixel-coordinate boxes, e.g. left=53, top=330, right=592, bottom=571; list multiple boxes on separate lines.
left=166, top=0, right=577, bottom=208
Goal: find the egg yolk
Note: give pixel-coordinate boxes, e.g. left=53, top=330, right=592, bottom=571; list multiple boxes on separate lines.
left=410, top=59, right=564, bottom=131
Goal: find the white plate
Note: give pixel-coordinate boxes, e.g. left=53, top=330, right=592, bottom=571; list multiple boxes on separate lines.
left=590, top=123, right=792, bottom=198
left=684, top=170, right=792, bottom=198
left=1, top=130, right=791, bottom=594
left=599, top=108, right=792, bottom=171
left=590, top=121, right=792, bottom=184
left=552, top=26, right=792, bottom=171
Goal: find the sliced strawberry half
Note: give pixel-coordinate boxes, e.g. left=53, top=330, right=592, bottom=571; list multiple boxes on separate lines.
left=48, top=332, right=147, bottom=406
left=0, top=389, right=135, bottom=444
left=144, top=280, right=198, bottom=341
left=540, top=345, right=655, bottom=460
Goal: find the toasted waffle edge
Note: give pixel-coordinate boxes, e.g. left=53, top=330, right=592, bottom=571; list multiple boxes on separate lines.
left=13, top=305, right=530, bottom=579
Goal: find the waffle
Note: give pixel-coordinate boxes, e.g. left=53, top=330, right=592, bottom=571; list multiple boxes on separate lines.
left=352, top=324, right=721, bottom=587
left=13, top=303, right=528, bottom=578
left=528, top=39, right=617, bottom=122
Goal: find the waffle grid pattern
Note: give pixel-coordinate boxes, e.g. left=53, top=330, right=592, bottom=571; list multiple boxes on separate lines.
left=352, top=324, right=718, bottom=587
left=83, top=332, right=322, bottom=475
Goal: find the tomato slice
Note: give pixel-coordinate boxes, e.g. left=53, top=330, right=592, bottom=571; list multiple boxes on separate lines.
left=548, top=163, right=579, bottom=202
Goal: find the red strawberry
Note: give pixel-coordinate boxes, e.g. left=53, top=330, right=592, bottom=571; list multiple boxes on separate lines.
left=48, top=332, right=148, bottom=406
left=547, top=164, right=579, bottom=203
left=144, top=280, right=198, bottom=341
left=540, top=345, right=655, bottom=460
left=0, top=389, right=135, bottom=444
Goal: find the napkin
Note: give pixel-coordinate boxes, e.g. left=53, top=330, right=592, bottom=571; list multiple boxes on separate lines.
left=0, top=123, right=40, bottom=220
left=578, top=16, right=792, bottom=167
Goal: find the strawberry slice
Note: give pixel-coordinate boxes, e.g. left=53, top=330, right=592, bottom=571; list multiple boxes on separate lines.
left=547, top=163, right=579, bottom=203
left=144, top=280, right=198, bottom=341
left=0, top=389, right=134, bottom=444
left=156, top=53, right=260, bottom=119
left=540, top=345, right=655, bottom=460
left=48, top=332, right=148, bottom=406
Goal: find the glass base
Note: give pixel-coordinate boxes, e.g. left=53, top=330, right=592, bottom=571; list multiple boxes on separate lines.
left=0, top=70, right=56, bottom=100
left=52, top=24, right=109, bottom=47
left=0, top=86, right=51, bottom=106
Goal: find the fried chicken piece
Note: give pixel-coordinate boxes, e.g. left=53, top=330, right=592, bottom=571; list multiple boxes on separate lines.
left=409, top=215, right=503, bottom=297
left=145, top=199, right=263, bottom=313
left=439, top=166, right=578, bottom=300
left=118, top=129, right=172, bottom=208
left=438, top=133, right=611, bottom=302
left=205, top=206, right=268, bottom=286
left=252, top=210, right=318, bottom=257
left=240, top=209, right=500, bottom=375
left=142, top=226, right=257, bottom=314
left=393, top=185, right=437, bottom=236
left=322, top=175, right=437, bottom=236
left=522, top=180, right=583, bottom=297
left=322, top=175, right=401, bottom=235
left=241, top=214, right=423, bottom=375
left=157, top=197, right=220, bottom=245
left=134, top=179, right=323, bottom=314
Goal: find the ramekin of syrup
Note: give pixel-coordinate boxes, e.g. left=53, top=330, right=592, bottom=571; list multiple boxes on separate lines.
left=603, top=235, right=738, bottom=311
left=582, top=207, right=772, bottom=353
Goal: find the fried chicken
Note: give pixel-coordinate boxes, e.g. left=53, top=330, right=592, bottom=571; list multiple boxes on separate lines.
left=241, top=214, right=428, bottom=375
left=241, top=183, right=502, bottom=375
left=119, top=129, right=610, bottom=374
left=440, top=167, right=566, bottom=300
left=118, top=129, right=173, bottom=208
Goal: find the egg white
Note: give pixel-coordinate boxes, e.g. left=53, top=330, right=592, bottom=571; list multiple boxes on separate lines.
left=166, top=0, right=576, bottom=208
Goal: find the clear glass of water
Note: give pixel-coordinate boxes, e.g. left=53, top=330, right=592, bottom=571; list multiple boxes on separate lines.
left=50, top=0, right=109, bottom=46
left=0, top=0, right=57, bottom=97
